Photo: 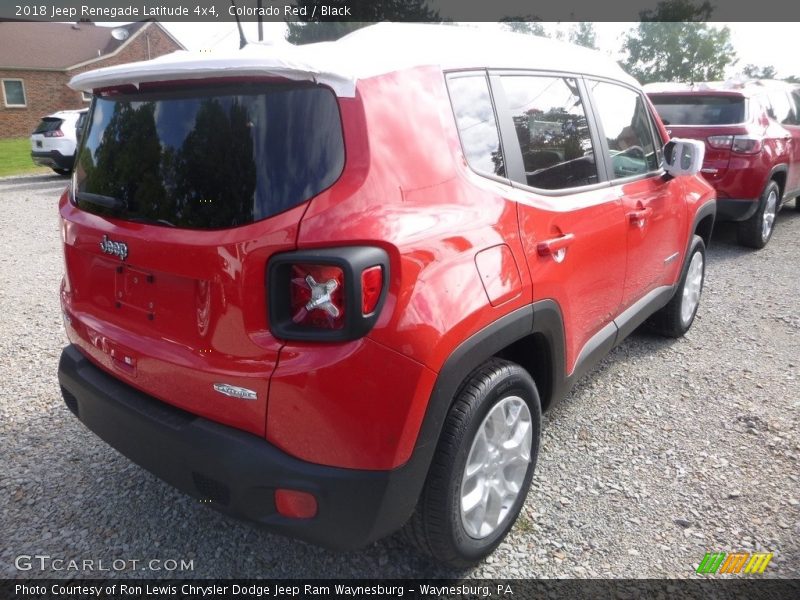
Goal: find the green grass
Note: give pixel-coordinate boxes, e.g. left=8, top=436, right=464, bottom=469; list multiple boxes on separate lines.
left=0, top=137, right=51, bottom=178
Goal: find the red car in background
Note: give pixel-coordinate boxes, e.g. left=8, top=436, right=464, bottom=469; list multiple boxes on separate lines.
left=647, top=81, right=800, bottom=248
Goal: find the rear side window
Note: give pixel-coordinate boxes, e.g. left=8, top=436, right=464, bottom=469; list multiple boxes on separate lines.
left=447, top=75, right=505, bottom=178
left=74, top=84, right=344, bottom=230
left=34, top=118, right=63, bottom=134
left=766, top=90, right=796, bottom=125
left=498, top=75, right=598, bottom=190
left=590, top=81, right=660, bottom=179
left=650, top=94, right=745, bottom=126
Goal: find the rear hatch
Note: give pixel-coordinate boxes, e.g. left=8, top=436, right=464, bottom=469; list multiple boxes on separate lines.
left=61, top=81, right=345, bottom=436
left=31, top=117, right=65, bottom=152
left=649, top=93, right=749, bottom=180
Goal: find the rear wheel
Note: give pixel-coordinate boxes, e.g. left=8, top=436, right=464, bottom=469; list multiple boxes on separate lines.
left=648, top=235, right=706, bottom=338
left=403, top=358, right=541, bottom=568
left=52, top=168, right=70, bottom=177
left=737, top=180, right=779, bottom=248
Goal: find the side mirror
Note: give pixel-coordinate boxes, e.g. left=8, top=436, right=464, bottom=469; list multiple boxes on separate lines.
left=663, top=138, right=705, bottom=177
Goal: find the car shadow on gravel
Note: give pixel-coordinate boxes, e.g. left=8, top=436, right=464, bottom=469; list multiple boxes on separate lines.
left=0, top=173, right=63, bottom=185
left=706, top=204, right=800, bottom=264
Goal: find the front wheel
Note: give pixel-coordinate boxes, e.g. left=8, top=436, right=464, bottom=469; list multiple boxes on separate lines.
left=738, top=180, right=779, bottom=248
left=403, top=359, right=541, bottom=568
left=648, top=235, right=706, bottom=338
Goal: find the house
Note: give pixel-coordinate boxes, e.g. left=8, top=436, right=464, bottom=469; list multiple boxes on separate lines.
left=0, top=20, right=185, bottom=138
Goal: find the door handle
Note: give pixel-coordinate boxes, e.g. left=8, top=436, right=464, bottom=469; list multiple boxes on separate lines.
left=537, top=233, right=575, bottom=263
left=628, top=207, right=653, bottom=228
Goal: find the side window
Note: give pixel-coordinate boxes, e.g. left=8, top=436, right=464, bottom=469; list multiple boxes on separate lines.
left=589, top=81, right=660, bottom=179
left=766, top=91, right=794, bottom=125
left=447, top=75, right=505, bottom=178
left=498, top=75, right=598, bottom=190
left=792, top=90, right=800, bottom=125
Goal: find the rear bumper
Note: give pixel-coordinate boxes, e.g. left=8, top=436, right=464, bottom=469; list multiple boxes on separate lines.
left=716, top=198, right=759, bottom=222
left=31, top=150, right=73, bottom=171
left=57, top=344, right=425, bottom=550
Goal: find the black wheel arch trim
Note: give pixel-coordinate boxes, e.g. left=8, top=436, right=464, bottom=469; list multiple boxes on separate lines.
left=406, top=301, right=567, bottom=508
left=691, top=198, right=716, bottom=248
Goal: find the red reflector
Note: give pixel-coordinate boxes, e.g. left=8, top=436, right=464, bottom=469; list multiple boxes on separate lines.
left=361, top=265, right=383, bottom=315
left=289, top=264, right=345, bottom=330
left=275, top=489, right=317, bottom=519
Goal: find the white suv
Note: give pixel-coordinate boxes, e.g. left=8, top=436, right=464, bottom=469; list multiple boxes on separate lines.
left=30, top=109, right=87, bottom=176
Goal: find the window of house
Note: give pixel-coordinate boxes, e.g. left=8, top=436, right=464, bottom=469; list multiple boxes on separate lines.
left=447, top=74, right=505, bottom=178
left=2, top=79, right=26, bottom=107
left=589, top=81, right=660, bottom=179
left=499, top=75, right=598, bottom=190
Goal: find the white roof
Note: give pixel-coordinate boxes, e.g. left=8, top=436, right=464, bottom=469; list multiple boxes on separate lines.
left=69, top=23, right=637, bottom=97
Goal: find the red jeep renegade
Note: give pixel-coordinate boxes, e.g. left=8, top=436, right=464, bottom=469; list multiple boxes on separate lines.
left=648, top=80, right=800, bottom=248
left=58, top=24, right=715, bottom=567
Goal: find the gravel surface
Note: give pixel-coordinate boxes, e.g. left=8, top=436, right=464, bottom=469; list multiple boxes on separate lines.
left=1, top=173, right=798, bottom=579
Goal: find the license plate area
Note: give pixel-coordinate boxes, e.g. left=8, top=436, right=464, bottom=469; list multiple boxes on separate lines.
left=36, top=141, right=42, bottom=148
left=114, top=264, right=156, bottom=319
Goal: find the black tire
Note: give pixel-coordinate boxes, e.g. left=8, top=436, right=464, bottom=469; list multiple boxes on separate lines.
left=737, top=180, right=779, bottom=248
left=403, top=358, right=541, bottom=568
left=52, top=168, right=71, bottom=177
left=648, top=235, right=706, bottom=338
left=795, top=196, right=800, bottom=212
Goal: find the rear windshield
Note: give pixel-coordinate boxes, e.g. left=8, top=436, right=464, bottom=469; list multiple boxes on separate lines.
left=74, top=83, right=344, bottom=229
left=650, top=95, right=746, bottom=126
left=34, top=118, right=63, bottom=134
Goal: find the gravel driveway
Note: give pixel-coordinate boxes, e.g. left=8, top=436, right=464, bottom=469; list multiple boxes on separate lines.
left=1, top=174, right=798, bottom=579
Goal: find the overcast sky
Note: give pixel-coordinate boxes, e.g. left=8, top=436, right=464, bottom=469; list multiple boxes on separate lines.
left=158, top=21, right=800, bottom=79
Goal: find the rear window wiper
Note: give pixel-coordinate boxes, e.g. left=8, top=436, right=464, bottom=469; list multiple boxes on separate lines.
left=127, top=216, right=176, bottom=228
left=75, top=192, right=127, bottom=211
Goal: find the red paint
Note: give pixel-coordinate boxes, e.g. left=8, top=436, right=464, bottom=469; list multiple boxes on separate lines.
left=61, top=64, right=714, bottom=473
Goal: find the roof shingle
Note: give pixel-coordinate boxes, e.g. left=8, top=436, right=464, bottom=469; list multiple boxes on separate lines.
left=0, top=21, right=147, bottom=70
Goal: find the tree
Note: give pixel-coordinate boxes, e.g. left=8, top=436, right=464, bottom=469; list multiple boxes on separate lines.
left=622, top=0, right=737, bottom=84
left=741, top=64, right=777, bottom=80
left=569, top=22, right=597, bottom=49
left=500, top=19, right=547, bottom=37
left=285, top=1, right=440, bottom=44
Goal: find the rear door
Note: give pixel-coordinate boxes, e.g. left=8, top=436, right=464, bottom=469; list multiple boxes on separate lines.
left=587, top=80, right=687, bottom=309
left=30, top=117, right=63, bottom=152
left=61, top=82, right=345, bottom=436
left=648, top=92, right=748, bottom=183
left=488, top=71, right=628, bottom=374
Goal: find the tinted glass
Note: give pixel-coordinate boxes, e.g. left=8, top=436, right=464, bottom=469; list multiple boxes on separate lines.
left=447, top=75, right=505, bottom=177
left=590, top=81, right=659, bottom=178
left=3, top=80, right=25, bottom=105
left=766, top=90, right=795, bottom=125
left=34, top=118, right=63, bottom=134
left=500, top=75, right=598, bottom=190
left=75, top=84, right=344, bottom=230
left=792, top=90, right=800, bottom=124
left=650, top=94, right=745, bottom=125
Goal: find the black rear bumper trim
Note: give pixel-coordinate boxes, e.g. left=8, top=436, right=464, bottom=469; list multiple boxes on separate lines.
left=57, top=345, right=424, bottom=550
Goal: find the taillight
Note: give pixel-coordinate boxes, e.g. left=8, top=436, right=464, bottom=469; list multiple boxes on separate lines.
left=707, top=135, right=733, bottom=149
left=731, top=135, right=762, bottom=154
left=268, top=247, right=389, bottom=342
left=44, top=129, right=64, bottom=138
left=289, top=264, right=345, bottom=330
left=707, top=134, right=762, bottom=154
left=361, top=265, right=383, bottom=315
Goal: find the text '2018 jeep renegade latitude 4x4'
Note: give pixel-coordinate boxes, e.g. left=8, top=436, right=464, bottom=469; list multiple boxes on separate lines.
left=58, top=25, right=715, bottom=567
